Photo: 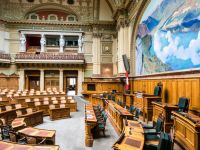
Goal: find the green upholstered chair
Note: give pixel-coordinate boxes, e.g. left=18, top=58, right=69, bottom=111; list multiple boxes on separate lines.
left=177, top=97, right=189, bottom=112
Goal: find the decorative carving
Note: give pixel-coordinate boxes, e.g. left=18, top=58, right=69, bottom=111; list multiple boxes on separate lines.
left=102, top=43, right=112, bottom=55
left=20, top=33, right=26, bottom=52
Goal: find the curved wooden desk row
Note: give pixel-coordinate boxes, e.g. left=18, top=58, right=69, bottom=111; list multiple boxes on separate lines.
left=0, top=107, right=28, bottom=125
left=49, top=107, right=70, bottom=120
left=85, top=104, right=97, bottom=147
left=113, top=120, right=144, bottom=150
left=172, top=111, right=200, bottom=150
left=18, top=127, right=56, bottom=144
left=0, top=141, right=59, bottom=150
left=33, top=102, right=77, bottom=115
left=105, top=100, right=132, bottom=133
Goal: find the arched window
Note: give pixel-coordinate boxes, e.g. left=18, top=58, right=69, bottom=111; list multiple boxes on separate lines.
left=67, top=0, right=74, bottom=5
left=67, top=15, right=76, bottom=22
left=29, top=13, right=39, bottom=20
left=48, top=14, right=58, bottom=21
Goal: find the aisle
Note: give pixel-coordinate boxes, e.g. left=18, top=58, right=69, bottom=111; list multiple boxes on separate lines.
left=36, top=96, right=118, bottom=150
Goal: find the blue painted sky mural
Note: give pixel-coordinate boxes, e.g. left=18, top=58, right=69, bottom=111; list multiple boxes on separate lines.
left=136, top=0, right=200, bottom=75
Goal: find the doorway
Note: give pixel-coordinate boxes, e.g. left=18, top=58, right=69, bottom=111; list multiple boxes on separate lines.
left=29, top=76, right=40, bottom=90
left=66, top=77, right=77, bottom=96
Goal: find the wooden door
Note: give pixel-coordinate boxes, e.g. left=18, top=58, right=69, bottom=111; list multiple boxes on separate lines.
left=29, top=76, right=40, bottom=90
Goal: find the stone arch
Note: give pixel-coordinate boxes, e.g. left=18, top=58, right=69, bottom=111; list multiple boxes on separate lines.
left=24, top=3, right=80, bottom=21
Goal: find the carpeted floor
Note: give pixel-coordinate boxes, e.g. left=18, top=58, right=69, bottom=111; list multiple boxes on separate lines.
left=36, top=96, right=118, bottom=150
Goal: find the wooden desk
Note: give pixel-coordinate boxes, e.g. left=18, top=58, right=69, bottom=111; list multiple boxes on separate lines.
left=124, top=94, right=134, bottom=107
left=113, top=120, right=144, bottom=150
left=0, top=107, right=27, bottom=125
left=106, top=100, right=133, bottom=133
left=134, top=92, right=162, bottom=122
left=85, top=104, right=97, bottom=147
left=11, top=118, right=26, bottom=131
left=18, top=110, right=43, bottom=126
left=152, top=102, right=178, bottom=132
left=49, top=107, right=70, bottom=120
left=18, top=127, right=56, bottom=144
left=0, top=141, right=59, bottom=150
left=172, top=111, right=200, bottom=150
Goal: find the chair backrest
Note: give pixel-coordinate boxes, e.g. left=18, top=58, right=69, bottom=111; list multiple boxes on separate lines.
left=157, top=132, right=172, bottom=150
left=25, top=98, right=31, bottom=102
left=154, top=86, right=162, bottom=96
left=107, top=95, right=112, bottom=100
left=43, top=101, right=49, bottom=105
left=15, top=104, right=22, bottom=109
left=60, top=96, right=66, bottom=100
left=61, top=100, right=66, bottom=104
left=178, top=97, right=189, bottom=112
left=135, top=109, right=141, bottom=119
left=129, top=105, right=136, bottom=113
left=49, top=104, right=55, bottom=109
left=155, top=117, right=163, bottom=133
left=34, top=98, right=39, bottom=102
left=52, top=100, right=58, bottom=104
left=44, top=97, right=49, bottom=101
left=5, top=105, right=12, bottom=111
left=51, top=97, right=56, bottom=101
left=112, top=96, right=115, bottom=101
left=16, top=110, right=22, bottom=117
left=60, top=104, right=65, bottom=108
left=35, top=102, right=41, bottom=106
left=26, top=108, right=33, bottom=114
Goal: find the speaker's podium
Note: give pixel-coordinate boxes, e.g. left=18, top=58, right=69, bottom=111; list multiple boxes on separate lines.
left=134, top=85, right=162, bottom=123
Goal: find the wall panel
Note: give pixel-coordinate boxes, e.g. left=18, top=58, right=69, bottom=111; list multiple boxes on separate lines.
left=131, top=78, right=200, bottom=110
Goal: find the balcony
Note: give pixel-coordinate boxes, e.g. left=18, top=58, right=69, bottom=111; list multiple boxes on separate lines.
left=0, top=53, right=11, bottom=63
left=15, top=53, right=85, bottom=66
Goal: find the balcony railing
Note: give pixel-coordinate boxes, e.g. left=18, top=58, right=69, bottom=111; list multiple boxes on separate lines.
left=0, top=53, right=11, bottom=63
left=15, top=53, right=84, bottom=64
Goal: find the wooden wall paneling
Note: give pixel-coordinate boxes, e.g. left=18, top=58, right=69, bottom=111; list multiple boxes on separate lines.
left=177, top=79, right=185, bottom=99
left=130, top=77, right=200, bottom=110
left=190, top=79, right=199, bottom=109
left=171, top=80, right=177, bottom=105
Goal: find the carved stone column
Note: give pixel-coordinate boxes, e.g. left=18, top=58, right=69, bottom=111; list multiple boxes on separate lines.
left=78, top=35, right=83, bottom=53
left=19, top=69, right=25, bottom=91
left=20, top=33, right=26, bottom=52
left=59, top=35, right=65, bottom=53
left=59, top=69, right=64, bottom=92
left=78, top=69, right=84, bottom=95
left=92, top=33, right=101, bottom=75
left=40, top=69, right=44, bottom=92
left=40, top=34, right=46, bottom=52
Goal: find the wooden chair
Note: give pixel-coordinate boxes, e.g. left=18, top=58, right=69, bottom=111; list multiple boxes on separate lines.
left=15, top=104, right=22, bottom=109
left=35, top=102, right=41, bottom=106
left=61, top=100, right=66, bottom=104
left=44, top=101, right=49, bottom=105
left=52, top=100, right=58, bottom=104
left=25, top=98, right=31, bottom=102
left=44, top=97, right=49, bottom=101
left=16, top=110, right=22, bottom=117
left=60, top=97, right=66, bottom=100
left=177, top=97, right=189, bottom=113
left=49, top=104, right=55, bottom=109
left=60, top=104, right=65, bottom=108
left=51, top=97, right=56, bottom=101
left=144, top=132, right=172, bottom=150
left=26, top=108, right=33, bottom=114
left=5, top=105, right=12, bottom=111
left=34, top=98, right=39, bottom=102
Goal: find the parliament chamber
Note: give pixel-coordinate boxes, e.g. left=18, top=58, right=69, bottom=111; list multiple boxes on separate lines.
left=0, top=0, right=200, bottom=150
